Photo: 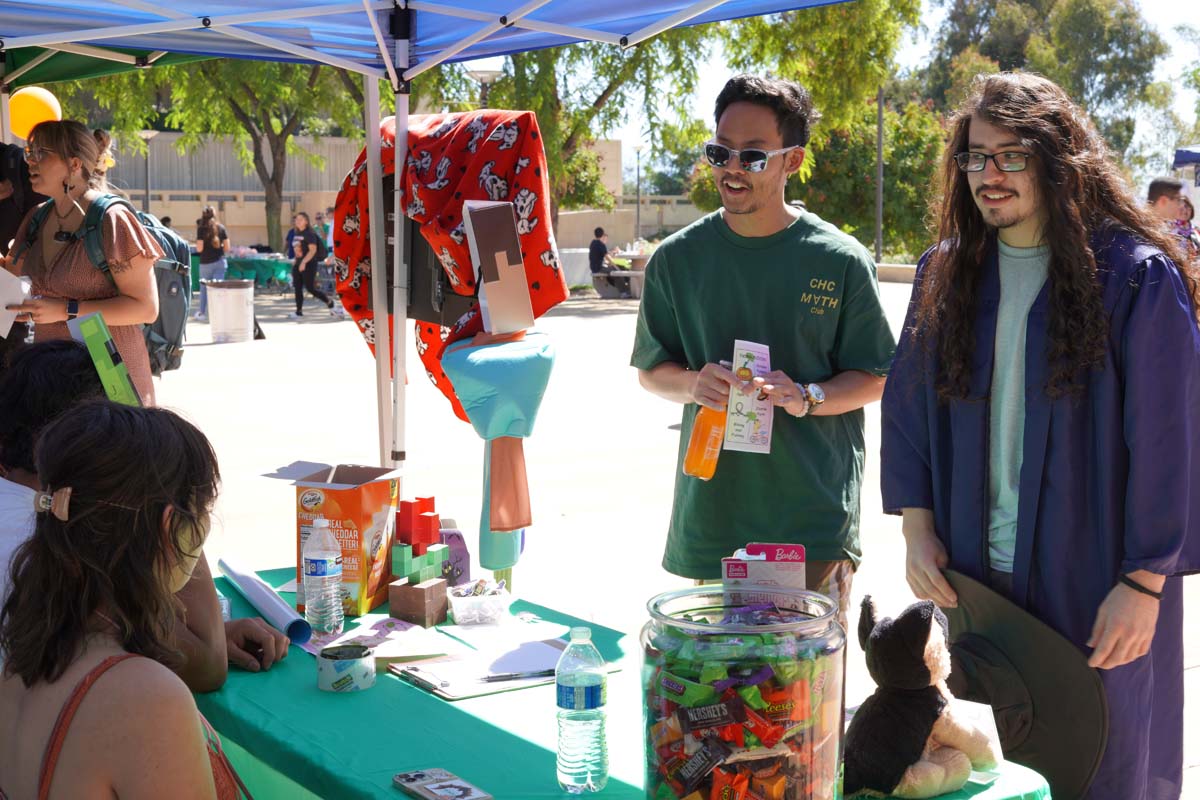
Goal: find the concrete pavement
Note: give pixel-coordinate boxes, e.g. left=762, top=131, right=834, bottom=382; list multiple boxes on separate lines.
left=160, top=283, right=1196, bottom=793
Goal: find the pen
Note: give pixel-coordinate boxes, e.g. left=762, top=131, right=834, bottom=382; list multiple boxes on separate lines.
left=480, top=668, right=556, bottom=683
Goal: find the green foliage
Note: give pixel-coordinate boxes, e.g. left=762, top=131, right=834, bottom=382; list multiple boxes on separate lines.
left=410, top=29, right=709, bottom=219
left=801, top=99, right=945, bottom=259
left=61, top=61, right=365, bottom=250
left=644, top=118, right=711, bottom=196
left=923, top=0, right=1166, bottom=162
left=721, top=0, right=923, bottom=133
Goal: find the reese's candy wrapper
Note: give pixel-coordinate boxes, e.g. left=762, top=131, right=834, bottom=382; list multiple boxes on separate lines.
left=751, top=772, right=787, bottom=800
left=709, top=767, right=749, bottom=800
left=676, top=696, right=747, bottom=734
left=659, top=670, right=719, bottom=708
left=675, top=736, right=732, bottom=794
left=741, top=704, right=785, bottom=748
left=760, top=685, right=805, bottom=725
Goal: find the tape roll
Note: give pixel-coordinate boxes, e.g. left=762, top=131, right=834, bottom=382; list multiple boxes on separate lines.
left=317, top=644, right=376, bottom=692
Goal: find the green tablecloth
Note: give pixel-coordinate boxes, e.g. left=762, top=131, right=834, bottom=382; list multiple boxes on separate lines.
left=203, top=568, right=645, bottom=799
left=191, top=256, right=290, bottom=290
left=203, top=569, right=1051, bottom=800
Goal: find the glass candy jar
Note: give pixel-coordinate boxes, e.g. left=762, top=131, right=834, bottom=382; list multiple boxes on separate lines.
left=641, top=586, right=845, bottom=800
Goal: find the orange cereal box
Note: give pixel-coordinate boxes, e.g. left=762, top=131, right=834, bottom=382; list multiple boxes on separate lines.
left=295, top=465, right=400, bottom=616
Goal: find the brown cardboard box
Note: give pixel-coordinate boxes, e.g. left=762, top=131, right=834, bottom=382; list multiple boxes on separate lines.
left=295, top=464, right=400, bottom=616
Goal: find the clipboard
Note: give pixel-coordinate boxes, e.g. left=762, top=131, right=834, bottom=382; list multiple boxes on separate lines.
left=391, top=639, right=568, bottom=701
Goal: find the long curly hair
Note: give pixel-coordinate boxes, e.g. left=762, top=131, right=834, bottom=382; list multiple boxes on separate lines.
left=917, top=72, right=1197, bottom=401
left=0, top=402, right=220, bottom=686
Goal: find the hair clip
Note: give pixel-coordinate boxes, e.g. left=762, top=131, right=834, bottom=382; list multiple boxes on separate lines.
left=35, top=487, right=72, bottom=522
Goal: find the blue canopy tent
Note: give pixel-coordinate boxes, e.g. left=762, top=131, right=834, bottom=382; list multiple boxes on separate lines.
left=1174, top=144, right=1200, bottom=185
left=0, top=0, right=848, bottom=467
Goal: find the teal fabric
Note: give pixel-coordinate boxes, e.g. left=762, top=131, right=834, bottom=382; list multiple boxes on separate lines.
left=441, top=331, right=555, bottom=569
left=441, top=331, right=555, bottom=440
left=199, top=568, right=642, bottom=799
left=987, top=242, right=1050, bottom=572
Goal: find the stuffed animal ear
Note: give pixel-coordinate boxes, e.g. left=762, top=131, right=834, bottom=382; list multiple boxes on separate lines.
left=858, top=595, right=878, bottom=650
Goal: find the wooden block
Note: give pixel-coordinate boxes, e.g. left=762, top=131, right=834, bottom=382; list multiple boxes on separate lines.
left=391, top=543, right=414, bottom=580
left=389, top=578, right=448, bottom=627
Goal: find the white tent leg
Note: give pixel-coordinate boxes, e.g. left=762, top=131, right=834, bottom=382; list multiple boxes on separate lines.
left=364, top=75, right=394, bottom=467
left=1, top=84, right=10, bottom=144
left=391, top=79, right=410, bottom=466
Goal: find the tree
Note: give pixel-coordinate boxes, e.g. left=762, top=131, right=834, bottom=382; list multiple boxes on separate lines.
left=63, top=61, right=366, bottom=251
left=411, top=30, right=710, bottom=226
left=642, top=118, right=711, bottom=196
left=721, top=0, right=923, bottom=134
left=923, top=0, right=1166, bottom=158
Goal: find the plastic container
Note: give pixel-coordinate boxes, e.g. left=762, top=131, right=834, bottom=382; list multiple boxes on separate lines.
left=206, top=279, right=255, bottom=343
left=682, top=406, right=725, bottom=480
left=448, top=589, right=513, bottom=625
left=641, top=586, right=845, bottom=800
left=302, top=517, right=344, bottom=635
left=556, top=627, right=609, bottom=794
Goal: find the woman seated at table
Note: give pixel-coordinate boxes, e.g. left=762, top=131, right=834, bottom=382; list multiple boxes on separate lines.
left=0, top=402, right=245, bottom=799
left=0, top=341, right=289, bottom=689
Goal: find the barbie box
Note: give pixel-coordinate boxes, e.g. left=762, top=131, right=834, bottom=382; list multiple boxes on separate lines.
left=721, top=542, right=806, bottom=592
left=296, top=465, right=400, bottom=616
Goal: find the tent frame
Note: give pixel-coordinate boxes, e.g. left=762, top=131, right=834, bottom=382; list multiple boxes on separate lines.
left=0, top=0, right=840, bottom=469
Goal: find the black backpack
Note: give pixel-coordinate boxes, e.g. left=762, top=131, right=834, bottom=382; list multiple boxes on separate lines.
left=18, top=194, right=191, bottom=375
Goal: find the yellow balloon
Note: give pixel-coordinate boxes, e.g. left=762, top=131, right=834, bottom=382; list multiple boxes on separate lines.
left=9, top=87, right=63, bottom=140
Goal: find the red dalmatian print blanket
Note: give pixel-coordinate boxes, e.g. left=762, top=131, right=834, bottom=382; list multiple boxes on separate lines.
left=332, top=112, right=568, bottom=421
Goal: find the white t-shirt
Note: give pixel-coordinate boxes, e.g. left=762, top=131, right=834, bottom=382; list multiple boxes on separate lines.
left=0, top=476, right=36, bottom=607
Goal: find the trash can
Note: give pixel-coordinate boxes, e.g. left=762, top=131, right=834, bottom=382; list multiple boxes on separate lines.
left=205, top=279, right=255, bottom=343
left=642, top=586, right=845, bottom=800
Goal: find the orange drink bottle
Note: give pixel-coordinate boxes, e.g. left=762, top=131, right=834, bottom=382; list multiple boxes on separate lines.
left=682, top=405, right=725, bottom=480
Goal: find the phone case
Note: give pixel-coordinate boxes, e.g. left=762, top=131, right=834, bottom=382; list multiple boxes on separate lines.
left=392, top=768, right=493, bottom=800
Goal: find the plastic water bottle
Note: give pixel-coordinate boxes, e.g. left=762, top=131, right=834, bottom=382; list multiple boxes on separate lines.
left=556, top=626, right=608, bottom=793
left=302, top=517, right=344, bottom=635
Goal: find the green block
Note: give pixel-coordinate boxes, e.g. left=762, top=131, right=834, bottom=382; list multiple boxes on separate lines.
left=391, top=544, right=414, bottom=580
left=426, top=543, right=449, bottom=565
left=413, top=564, right=438, bottom=583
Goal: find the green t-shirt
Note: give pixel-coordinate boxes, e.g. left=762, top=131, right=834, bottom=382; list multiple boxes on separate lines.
left=630, top=210, right=896, bottom=579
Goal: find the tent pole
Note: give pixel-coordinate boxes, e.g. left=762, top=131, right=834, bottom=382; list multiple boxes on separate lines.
left=364, top=75, right=394, bottom=467
left=391, top=23, right=411, bottom=467
left=0, top=83, right=10, bottom=144
left=875, top=86, right=883, bottom=262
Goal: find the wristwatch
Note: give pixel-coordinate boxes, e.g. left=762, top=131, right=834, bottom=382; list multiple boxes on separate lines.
left=66, top=299, right=80, bottom=320
left=801, top=382, right=825, bottom=408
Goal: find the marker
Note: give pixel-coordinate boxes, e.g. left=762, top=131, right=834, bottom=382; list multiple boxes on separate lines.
left=480, top=668, right=556, bottom=683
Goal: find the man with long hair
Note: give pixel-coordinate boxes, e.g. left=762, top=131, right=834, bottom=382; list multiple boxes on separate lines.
left=881, top=72, right=1200, bottom=799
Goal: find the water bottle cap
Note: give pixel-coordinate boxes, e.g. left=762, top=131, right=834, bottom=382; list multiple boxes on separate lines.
left=313, top=518, right=330, bottom=528
left=569, top=626, right=592, bottom=642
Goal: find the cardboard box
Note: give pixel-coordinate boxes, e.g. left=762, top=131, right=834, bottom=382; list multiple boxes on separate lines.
left=721, top=542, right=806, bottom=591
left=296, top=465, right=400, bottom=616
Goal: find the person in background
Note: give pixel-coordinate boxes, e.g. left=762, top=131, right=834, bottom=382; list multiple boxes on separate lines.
left=882, top=73, right=1200, bottom=800
left=324, top=206, right=335, bottom=251
left=0, top=143, right=46, bottom=370
left=1177, top=195, right=1199, bottom=257
left=0, top=341, right=290, bottom=685
left=0, top=403, right=247, bottom=799
left=589, top=226, right=630, bottom=298
left=315, top=209, right=332, bottom=247
left=160, top=215, right=174, bottom=230
left=288, top=212, right=338, bottom=319
left=194, top=206, right=230, bottom=322
left=1147, top=176, right=1187, bottom=224
left=631, top=75, right=895, bottom=629
left=3, top=121, right=160, bottom=406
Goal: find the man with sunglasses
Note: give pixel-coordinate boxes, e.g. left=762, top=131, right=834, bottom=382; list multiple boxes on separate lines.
left=631, top=75, right=895, bottom=623
left=881, top=73, right=1200, bottom=799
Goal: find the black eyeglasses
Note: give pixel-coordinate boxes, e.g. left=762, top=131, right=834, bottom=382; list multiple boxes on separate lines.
left=703, top=142, right=800, bottom=173
left=954, top=151, right=1031, bottom=173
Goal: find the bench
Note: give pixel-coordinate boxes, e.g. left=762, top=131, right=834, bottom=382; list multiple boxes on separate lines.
left=592, top=270, right=645, bottom=299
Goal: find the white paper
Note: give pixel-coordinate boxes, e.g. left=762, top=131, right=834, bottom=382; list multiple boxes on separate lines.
left=723, top=339, right=774, bottom=453
left=217, top=558, right=312, bottom=644
left=0, top=270, right=31, bottom=339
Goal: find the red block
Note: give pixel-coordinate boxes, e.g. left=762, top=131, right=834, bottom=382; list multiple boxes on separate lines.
left=396, top=496, right=436, bottom=545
